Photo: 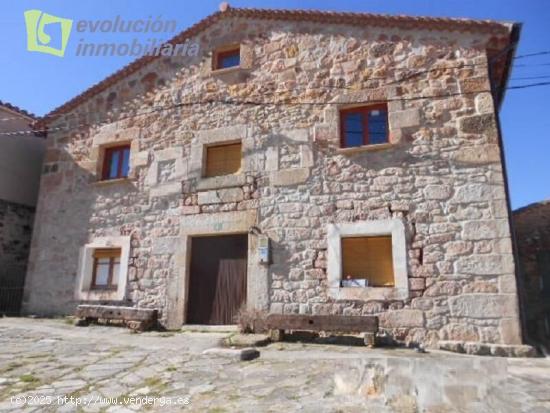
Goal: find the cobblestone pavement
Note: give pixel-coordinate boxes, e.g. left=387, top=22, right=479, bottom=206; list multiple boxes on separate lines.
left=0, top=318, right=549, bottom=413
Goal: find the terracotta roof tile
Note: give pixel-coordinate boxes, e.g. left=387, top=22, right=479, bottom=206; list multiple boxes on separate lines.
left=0, top=100, right=36, bottom=120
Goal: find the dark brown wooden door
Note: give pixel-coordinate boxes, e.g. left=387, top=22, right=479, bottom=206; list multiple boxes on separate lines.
left=187, top=234, right=247, bottom=325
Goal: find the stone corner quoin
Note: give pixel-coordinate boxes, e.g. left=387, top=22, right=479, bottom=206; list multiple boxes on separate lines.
left=22, top=9, right=523, bottom=349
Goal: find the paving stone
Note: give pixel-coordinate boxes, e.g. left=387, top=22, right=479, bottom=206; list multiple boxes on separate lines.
left=0, top=319, right=549, bottom=412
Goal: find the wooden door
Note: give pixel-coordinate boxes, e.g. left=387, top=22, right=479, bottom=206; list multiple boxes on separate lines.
left=187, top=234, right=247, bottom=325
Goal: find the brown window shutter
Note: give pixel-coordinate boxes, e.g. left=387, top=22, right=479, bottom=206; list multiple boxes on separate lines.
left=93, top=248, right=122, bottom=259
left=341, top=236, right=394, bottom=286
left=205, top=142, right=242, bottom=177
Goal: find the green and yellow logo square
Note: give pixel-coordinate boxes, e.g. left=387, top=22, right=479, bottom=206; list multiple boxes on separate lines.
left=24, top=10, right=73, bottom=57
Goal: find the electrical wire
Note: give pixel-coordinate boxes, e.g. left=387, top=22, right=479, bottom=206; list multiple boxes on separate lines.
left=1, top=81, right=550, bottom=136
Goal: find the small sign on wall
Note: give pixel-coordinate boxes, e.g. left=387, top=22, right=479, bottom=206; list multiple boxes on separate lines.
left=258, top=235, right=270, bottom=264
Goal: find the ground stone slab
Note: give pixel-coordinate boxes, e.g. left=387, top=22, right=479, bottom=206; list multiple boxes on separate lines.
left=439, top=340, right=538, bottom=357
left=202, top=347, right=260, bottom=361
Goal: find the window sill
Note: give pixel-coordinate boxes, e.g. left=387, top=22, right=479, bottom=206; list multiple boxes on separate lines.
left=93, top=178, right=133, bottom=186
left=197, top=173, right=246, bottom=191
left=77, top=288, right=123, bottom=301
left=337, top=143, right=394, bottom=155
left=211, top=66, right=243, bottom=75
left=329, top=286, right=408, bottom=301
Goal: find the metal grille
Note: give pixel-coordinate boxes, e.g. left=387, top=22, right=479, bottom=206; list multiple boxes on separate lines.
left=0, top=286, right=24, bottom=315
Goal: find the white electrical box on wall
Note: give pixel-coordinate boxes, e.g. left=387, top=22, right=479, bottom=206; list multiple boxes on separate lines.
left=258, top=235, right=270, bottom=264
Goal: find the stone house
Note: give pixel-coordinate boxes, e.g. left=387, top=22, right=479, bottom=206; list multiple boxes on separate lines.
left=23, top=4, right=525, bottom=349
left=0, top=101, right=45, bottom=314
left=514, top=201, right=550, bottom=347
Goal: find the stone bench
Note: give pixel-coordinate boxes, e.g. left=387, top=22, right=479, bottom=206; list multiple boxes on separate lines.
left=75, top=305, right=158, bottom=331
left=266, top=314, right=379, bottom=347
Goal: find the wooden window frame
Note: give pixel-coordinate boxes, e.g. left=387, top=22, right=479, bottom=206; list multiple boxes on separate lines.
left=102, top=145, right=130, bottom=181
left=91, top=249, right=121, bottom=291
left=204, top=141, right=242, bottom=178
left=213, top=47, right=241, bottom=70
left=339, top=104, right=389, bottom=148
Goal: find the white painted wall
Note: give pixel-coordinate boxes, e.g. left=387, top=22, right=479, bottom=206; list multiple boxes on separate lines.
left=0, top=106, right=45, bottom=206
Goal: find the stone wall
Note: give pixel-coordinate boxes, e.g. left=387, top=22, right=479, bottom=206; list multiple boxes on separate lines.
left=23, top=15, right=523, bottom=347
left=0, top=200, right=35, bottom=314
left=513, top=201, right=550, bottom=345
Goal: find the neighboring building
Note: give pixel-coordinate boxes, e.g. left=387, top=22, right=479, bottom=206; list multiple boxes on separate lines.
left=514, top=201, right=550, bottom=347
left=0, top=101, right=45, bottom=315
left=23, top=5, right=524, bottom=349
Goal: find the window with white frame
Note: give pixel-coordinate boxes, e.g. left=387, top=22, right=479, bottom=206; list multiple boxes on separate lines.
left=327, top=219, right=408, bottom=301
left=75, top=236, right=130, bottom=301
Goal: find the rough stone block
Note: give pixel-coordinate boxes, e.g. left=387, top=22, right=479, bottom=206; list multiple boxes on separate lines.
left=270, top=168, right=310, bottom=186
left=197, top=190, right=221, bottom=205
left=452, top=145, right=500, bottom=165
left=459, top=114, right=496, bottom=134
left=379, top=309, right=424, bottom=328
left=181, top=206, right=200, bottom=215
left=438, top=340, right=465, bottom=354
left=131, top=151, right=149, bottom=168
left=455, top=254, right=514, bottom=275
left=448, top=294, right=519, bottom=318
left=389, top=108, right=421, bottom=129
left=498, top=274, right=517, bottom=294
left=408, top=278, right=425, bottom=291
left=300, top=145, right=314, bottom=167
left=152, top=237, right=178, bottom=255
left=475, top=93, right=494, bottom=114
left=452, top=183, right=505, bottom=203
left=265, top=146, right=279, bottom=171
left=218, top=188, right=244, bottom=203
left=423, top=184, right=452, bottom=200
left=280, top=128, right=309, bottom=142
left=462, top=220, right=509, bottom=240
left=499, top=318, right=522, bottom=345
left=150, top=182, right=181, bottom=198
left=460, top=76, right=490, bottom=94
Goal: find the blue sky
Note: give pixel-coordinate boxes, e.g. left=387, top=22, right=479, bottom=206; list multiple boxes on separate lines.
left=1, top=0, right=549, bottom=209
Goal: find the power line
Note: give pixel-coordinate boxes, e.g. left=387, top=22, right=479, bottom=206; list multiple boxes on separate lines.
left=510, top=75, right=550, bottom=81
left=1, top=81, right=550, bottom=137
left=507, top=81, right=550, bottom=89
left=515, top=50, right=550, bottom=59
left=1, top=49, right=549, bottom=125
left=514, top=63, right=550, bottom=67
left=0, top=61, right=495, bottom=124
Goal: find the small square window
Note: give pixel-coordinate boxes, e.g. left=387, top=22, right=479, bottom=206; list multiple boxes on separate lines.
left=91, top=248, right=121, bottom=290
left=214, top=47, right=240, bottom=70
left=340, top=104, right=388, bottom=148
left=205, top=142, right=242, bottom=177
left=341, top=236, right=395, bottom=287
left=102, top=145, right=130, bottom=180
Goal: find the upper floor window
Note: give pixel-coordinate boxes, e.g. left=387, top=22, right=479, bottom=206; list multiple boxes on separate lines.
left=102, top=145, right=130, bottom=180
left=214, top=47, right=240, bottom=70
left=205, top=142, right=242, bottom=177
left=340, top=104, right=388, bottom=148
left=91, top=248, right=121, bottom=290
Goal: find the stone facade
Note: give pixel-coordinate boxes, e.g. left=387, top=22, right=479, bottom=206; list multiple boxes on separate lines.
left=0, top=102, right=44, bottom=314
left=23, top=7, right=523, bottom=348
left=0, top=200, right=35, bottom=285
left=513, top=201, right=550, bottom=347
